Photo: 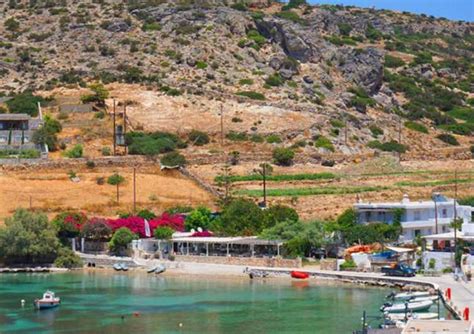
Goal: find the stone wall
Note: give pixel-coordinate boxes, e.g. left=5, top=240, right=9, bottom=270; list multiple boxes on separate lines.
left=174, top=255, right=301, bottom=268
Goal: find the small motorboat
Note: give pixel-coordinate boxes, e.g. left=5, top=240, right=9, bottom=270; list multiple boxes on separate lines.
left=381, top=300, right=433, bottom=313
left=248, top=270, right=268, bottom=279
left=291, top=271, right=309, bottom=279
left=147, top=266, right=157, bottom=273
left=121, top=264, right=129, bottom=271
left=389, top=291, right=431, bottom=301
left=113, top=263, right=122, bottom=271
left=386, top=312, right=439, bottom=321
left=34, top=291, right=60, bottom=310
left=407, top=296, right=438, bottom=303
left=154, top=265, right=166, bottom=275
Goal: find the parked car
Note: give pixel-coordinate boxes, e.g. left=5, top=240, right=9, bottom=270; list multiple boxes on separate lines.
left=381, top=263, right=416, bottom=277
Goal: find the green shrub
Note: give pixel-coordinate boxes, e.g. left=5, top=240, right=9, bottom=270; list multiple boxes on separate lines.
left=384, top=54, right=405, bottom=68
left=161, top=151, right=186, bottom=167
left=436, top=133, right=459, bottom=146
left=439, top=123, right=474, bottom=136
left=230, top=2, right=247, bottom=11
left=236, top=91, right=265, bottom=100
left=369, top=125, right=384, bottom=137
left=107, top=173, right=125, bottom=185
left=195, top=61, right=208, bottom=69
left=367, top=140, right=407, bottom=153
left=109, top=227, right=136, bottom=254
left=154, top=226, right=174, bottom=240
left=142, top=22, right=161, bottom=31
left=276, top=10, right=303, bottom=23
left=188, top=130, right=209, bottom=146
left=365, top=24, right=382, bottom=40
left=273, top=147, right=295, bottom=166
left=314, top=136, right=335, bottom=152
left=428, top=258, right=436, bottom=270
left=4, top=17, right=20, bottom=31
left=449, top=107, right=474, bottom=123
left=54, top=248, right=83, bottom=269
left=250, top=134, right=264, bottom=143
left=64, top=144, right=83, bottom=158
left=239, top=78, right=254, bottom=86
left=337, top=22, right=352, bottom=36
left=185, top=207, right=213, bottom=231
left=412, top=51, right=433, bottom=65
left=266, top=134, right=282, bottom=144
left=265, top=73, right=284, bottom=87
left=325, top=35, right=357, bottom=46
left=101, top=147, right=111, bottom=156
left=247, top=29, right=266, bottom=47
left=340, top=259, right=357, bottom=270
left=405, top=121, right=428, bottom=133
left=226, top=131, right=248, bottom=141
left=126, top=131, right=185, bottom=156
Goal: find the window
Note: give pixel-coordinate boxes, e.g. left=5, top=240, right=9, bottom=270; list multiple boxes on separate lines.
left=414, top=211, right=421, bottom=221
left=442, top=208, right=447, bottom=218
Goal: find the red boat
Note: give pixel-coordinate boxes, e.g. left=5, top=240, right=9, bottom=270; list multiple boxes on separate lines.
left=291, top=271, right=309, bottom=279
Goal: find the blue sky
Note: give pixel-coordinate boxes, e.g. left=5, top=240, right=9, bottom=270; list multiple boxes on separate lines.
left=309, top=0, right=474, bottom=22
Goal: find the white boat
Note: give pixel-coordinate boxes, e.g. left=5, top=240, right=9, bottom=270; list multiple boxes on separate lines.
left=34, top=291, right=60, bottom=310
left=386, top=312, right=439, bottom=321
left=391, top=291, right=431, bottom=301
left=154, top=265, right=166, bottom=275
left=381, top=300, right=433, bottom=313
left=408, top=296, right=438, bottom=303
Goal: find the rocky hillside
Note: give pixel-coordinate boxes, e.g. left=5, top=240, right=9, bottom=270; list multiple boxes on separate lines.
left=0, top=0, right=473, bottom=157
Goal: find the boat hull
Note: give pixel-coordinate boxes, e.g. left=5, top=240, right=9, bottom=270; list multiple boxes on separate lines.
left=291, top=271, right=309, bottom=279
left=34, top=300, right=60, bottom=310
left=393, top=291, right=430, bottom=301
left=383, top=301, right=433, bottom=313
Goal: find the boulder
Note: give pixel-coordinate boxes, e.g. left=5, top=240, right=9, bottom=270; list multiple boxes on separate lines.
left=105, top=20, right=130, bottom=33
left=303, top=76, right=314, bottom=84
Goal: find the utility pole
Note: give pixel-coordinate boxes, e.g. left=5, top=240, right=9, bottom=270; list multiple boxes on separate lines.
left=344, top=117, right=348, bottom=146
left=398, top=115, right=402, bottom=163
left=116, top=181, right=120, bottom=205
left=263, top=163, right=267, bottom=208
left=133, top=167, right=137, bottom=214
left=220, top=104, right=224, bottom=147
left=434, top=194, right=439, bottom=235
left=123, top=104, right=127, bottom=155
left=453, top=169, right=458, bottom=268
left=29, top=196, right=32, bottom=210
left=113, top=99, right=117, bottom=156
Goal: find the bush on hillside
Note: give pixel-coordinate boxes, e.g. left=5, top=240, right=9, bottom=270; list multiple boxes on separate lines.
left=436, top=133, right=459, bottom=146
left=188, top=130, right=210, bottom=146
left=405, top=121, right=428, bottom=134
left=273, top=147, right=295, bottom=166
left=64, top=144, right=83, bottom=158
left=160, top=151, right=186, bottom=167
left=6, top=92, right=45, bottom=117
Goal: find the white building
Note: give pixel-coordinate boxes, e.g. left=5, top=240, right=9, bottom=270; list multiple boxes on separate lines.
left=354, top=194, right=474, bottom=243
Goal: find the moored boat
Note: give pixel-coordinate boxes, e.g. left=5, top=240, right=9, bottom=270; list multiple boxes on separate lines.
left=389, top=291, right=431, bottom=301
left=381, top=300, right=433, bottom=313
left=34, top=291, right=60, bottom=310
left=154, top=265, right=166, bottom=275
left=407, top=296, right=438, bottom=303
left=121, top=264, right=129, bottom=271
left=113, top=263, right=122, bottom=271
left=291, top=271, right=309, bottom=279
left=386, top=312, right=438, bottom=321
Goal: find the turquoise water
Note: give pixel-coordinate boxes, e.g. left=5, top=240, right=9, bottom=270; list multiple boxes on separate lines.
left=0, top=272, right=394, bottom=333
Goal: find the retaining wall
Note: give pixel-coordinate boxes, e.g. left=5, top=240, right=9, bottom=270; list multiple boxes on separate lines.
left=174, top=255, right=301, bottom=268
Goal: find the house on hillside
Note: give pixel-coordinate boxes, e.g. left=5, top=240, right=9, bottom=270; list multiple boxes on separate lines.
left=354, top=194, right=474, bottom=243
left=0, top=113, right=47, bottom=158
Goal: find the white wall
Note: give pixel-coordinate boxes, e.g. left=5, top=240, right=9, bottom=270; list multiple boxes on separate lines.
left=423, top=251, right=454, bottom=271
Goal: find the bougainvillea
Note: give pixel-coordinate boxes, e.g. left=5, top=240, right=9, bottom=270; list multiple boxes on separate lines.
left=52, top=212, right=88, bottom=238
left=106, top=213, right=185, bottom=238
left=191, top=231, right=214, bottom=237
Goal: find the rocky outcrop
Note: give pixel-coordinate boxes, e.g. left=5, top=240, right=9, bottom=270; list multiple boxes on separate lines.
left=338, top=47, right=384, bottom=94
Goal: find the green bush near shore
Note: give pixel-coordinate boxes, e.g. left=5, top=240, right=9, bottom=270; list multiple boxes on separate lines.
left=235, top=185, right=386, bottom=197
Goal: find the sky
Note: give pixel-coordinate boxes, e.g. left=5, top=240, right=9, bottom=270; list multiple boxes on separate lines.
left=309, top=0, right=474, bottom=22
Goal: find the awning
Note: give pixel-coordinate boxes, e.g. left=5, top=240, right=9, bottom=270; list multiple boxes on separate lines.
left=422, top=231, right=474, bottom=241
left=386, top=246, right=415, bottom=253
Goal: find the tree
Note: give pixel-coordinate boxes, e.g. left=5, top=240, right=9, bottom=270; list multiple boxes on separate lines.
left=81, top=218, right=112, bottom=241
left=154, top=226, right=174, bottom=240
left=137, top=209, right=156, bottom=220
left=185, top=207, right=213, bottom=231
left=107, top=173, right=125, bottom=185
left=263, top=205, right=299, bottom=229
left=216, top=164, right=234, bottom=206
left=0, top=209, right=60, bottom=264
left=54, top=247, right=83, bottom=268
left=219, top=199, right=264, bottom=236
left=6, top=92, right=45, bottom=116
left=4, top=17, right=20, bottom=31
left=80, top=82, right=109, bottom=106
left=109, top=227, right=136, bottom=254
left=273, top=147, right=295, bottom=166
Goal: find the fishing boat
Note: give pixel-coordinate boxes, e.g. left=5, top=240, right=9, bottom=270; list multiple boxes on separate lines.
left=381, top=300, right=433, bottom=313
left=291, top=271, right=309, bottom=279
left=34, top=291, right=60, bottom=310
left=154, top=265, right=166, bottom=275
left=386, top=312, right=438, bottom=321
left=388, top=291, right=431, bottom=301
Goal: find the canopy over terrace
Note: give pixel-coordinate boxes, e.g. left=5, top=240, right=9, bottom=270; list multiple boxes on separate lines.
left=171, top=236, right=284, bottom=258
